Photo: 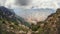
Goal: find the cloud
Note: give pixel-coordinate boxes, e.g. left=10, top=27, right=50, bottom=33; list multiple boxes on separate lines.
left=15, top=0, right=31, bottom=6
left=0, top=0, right=6, bottom=6
left=0, top=0, right=60, bottom=9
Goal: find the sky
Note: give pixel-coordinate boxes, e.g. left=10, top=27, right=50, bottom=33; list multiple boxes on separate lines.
left=0, top=0, right=60, bottom=23
left=0, top=0, right=60, bottom=9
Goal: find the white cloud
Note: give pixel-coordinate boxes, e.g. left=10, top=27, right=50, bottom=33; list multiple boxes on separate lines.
left=0, top=0, right=6, bottom=6
left=0, top=0, right=60, bottom=9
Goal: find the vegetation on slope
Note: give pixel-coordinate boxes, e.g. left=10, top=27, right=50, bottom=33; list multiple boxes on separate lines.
left=0, top=6, right=60, bottom=34
left=30, top=8, right=60, bottom=34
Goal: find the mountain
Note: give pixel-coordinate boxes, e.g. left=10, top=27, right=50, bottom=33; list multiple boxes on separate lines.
left=29, top=8, right=60, bottom=34
left=34, top=8, right=60, bottom=34
left=14, top=8, right=56, bottom=25
left=0, top=6, right=15, bottom=18
left=0, top=6, right=60, bottom=34
left=45, top=8, right=60, bottom=34
left=0, top=6, right=30, bottom=27
left=0, top=6, right=31, bottom=34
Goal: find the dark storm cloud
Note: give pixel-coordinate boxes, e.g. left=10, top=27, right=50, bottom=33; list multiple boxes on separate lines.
left=15, top=0, right=31, bottom=6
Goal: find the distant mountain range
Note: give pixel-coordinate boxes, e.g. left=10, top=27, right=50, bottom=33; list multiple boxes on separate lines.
left=14, top=8, right=56, bottom=24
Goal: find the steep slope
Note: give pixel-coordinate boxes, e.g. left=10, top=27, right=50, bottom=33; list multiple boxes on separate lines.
left=0, top=6, right=30, bottom=34
left=0, top=6, right=30, bottom=27
left=30, top=8, right=60, bottom=34
left=45, top=8, right=60, bottom=34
